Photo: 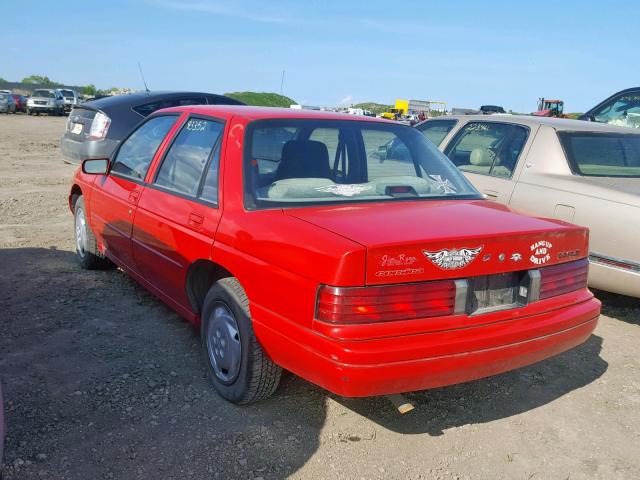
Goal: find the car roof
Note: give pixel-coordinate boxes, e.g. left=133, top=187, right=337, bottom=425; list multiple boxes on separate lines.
left=87, top=90, right=243, bottom=109
left=157, top=104, right=395, bottom=123
left=421, top=114, right=640, bottom=134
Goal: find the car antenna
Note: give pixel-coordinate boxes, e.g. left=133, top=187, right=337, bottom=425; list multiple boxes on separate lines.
left=137, top=62, right=150, bottom=93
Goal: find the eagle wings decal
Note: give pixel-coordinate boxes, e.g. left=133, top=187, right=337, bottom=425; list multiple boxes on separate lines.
left=423, top=246, right=483, bottom=270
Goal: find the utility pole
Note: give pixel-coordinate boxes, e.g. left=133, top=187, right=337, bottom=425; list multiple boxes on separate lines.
left=280, top=70, right=285, bottom=95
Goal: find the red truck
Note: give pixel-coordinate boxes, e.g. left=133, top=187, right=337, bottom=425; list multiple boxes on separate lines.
left=69, top=105, right=600, bottom=404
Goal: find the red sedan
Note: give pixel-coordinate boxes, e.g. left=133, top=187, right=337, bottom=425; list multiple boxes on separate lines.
left=69, top=106, right=600, bottom=404
left=12, top=94, right=27, bottom=112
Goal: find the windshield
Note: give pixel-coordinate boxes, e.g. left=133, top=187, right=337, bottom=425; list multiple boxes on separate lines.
left=61, top=90, right=74, bottom=97
left=591, top=91, right=640, bottom=129
left=244, top=119, right=480, bottom=208
left=558, top=131, right=640, bottom=177
left=32, top=90, right=55, bottom=98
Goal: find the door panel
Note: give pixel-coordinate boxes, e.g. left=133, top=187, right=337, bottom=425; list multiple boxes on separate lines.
left=132, top=190, right=219, bottom=308
left=461, top=172, right=516, bottom=203
left=132, top=116, right=225, bottom=309
left=90, top=175, right=141, bottom=271
left=88, top=115, right=180, bottom=272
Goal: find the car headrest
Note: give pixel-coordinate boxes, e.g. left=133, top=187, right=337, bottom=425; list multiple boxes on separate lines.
left=469, top=148, right=495, bottom=166
left=275, top=140, right=331, bottom=180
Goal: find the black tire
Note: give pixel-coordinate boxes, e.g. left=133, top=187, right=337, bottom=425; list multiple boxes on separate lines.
left=73, top=196, right=111, bottom=269
left=201, top=278, right=282, bottom=404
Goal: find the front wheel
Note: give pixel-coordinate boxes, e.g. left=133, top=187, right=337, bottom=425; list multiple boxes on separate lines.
left=201, top=278, right=282, bottom=404
left=74, top=196, right=112, bottom=269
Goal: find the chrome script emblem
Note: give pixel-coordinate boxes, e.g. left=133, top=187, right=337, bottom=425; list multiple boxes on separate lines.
left=423, top=246, right=483, bottom=270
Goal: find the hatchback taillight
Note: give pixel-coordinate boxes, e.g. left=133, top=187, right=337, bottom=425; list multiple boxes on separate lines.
left=539, top=258, right=589, bottom=300
left=316, top=280, right=456, bottom=324
left=88, top=111, right=111, bottom=140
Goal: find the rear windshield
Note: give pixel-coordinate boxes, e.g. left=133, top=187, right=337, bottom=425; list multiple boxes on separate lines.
left=558, top=131, right=640, bottom=177
left=244, top=119, right=480, bottom=208
left=32, top=90, right=55, bottom=98
left=61, top=90, right=74, bottom=97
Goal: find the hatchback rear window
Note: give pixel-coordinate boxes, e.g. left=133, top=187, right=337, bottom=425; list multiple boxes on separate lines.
left=133, top=97, right=207, bottom=117
left=244, top=119, right=480, bottom=209
left=558, top=132, right=640, bottom=177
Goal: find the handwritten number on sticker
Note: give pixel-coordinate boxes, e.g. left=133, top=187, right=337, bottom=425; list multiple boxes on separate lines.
left=186, top=119, right=207, bottom=132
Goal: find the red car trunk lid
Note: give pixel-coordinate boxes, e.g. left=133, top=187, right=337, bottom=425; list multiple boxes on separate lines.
left=285, top=200, right=588, bottom=285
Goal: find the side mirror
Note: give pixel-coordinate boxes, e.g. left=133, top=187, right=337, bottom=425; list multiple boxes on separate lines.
left=82, top=158, right=110, bottom=175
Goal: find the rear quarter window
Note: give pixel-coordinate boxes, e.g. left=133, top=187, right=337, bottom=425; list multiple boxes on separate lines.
left=558, top=131, right=640, bottom=177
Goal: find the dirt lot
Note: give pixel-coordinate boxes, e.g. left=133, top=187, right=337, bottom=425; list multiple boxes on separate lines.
left=0, top=114, right=639, bottom=480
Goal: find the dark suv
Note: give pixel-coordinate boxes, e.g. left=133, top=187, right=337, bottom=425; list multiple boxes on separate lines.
left=60, top=91, right=244, bottom=164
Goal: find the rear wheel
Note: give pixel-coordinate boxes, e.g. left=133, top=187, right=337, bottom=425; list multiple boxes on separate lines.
left=201, top=278, right=282, bottom=404
left=74, top=196, right=111, bottom=269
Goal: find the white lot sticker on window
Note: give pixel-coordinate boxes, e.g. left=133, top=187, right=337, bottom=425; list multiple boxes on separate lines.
left=428, top=174, right=457, bottom=194
left=186, top=119, right=207, bottom=132
left=315, top=184, right=373, bottom=196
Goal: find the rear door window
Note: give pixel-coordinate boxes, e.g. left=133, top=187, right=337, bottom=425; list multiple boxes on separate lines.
left=111, top=115, right=177, bottom=180
left=444, top=122, right=528, bottom=178
left=154, top=118, right=224, bottom=196
left=416, top=120, right=458, bottom=146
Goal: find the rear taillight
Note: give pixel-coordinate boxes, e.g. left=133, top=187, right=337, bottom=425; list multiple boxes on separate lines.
left=539, top=258, right=589, bottom=300
left=88, top=111, right=111, bottom=140
left=316, top=280, right=456, bottom=324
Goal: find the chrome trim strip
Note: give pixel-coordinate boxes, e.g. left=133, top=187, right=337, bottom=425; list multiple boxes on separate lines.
left=589, top=252, right=640, bottom=273
left=453, top=279, right=468, bottom=314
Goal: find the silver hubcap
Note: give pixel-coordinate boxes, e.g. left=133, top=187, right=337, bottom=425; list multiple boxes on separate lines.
left=207, top=303, right=242, bottom=383
left=75, top=207, right=87, bottom=258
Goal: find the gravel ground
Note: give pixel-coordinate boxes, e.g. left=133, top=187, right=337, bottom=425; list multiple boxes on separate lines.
left=0, top=114, right=639, bottom=480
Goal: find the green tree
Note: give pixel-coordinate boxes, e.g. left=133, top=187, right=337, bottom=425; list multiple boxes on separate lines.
left=0, top=76, right=8, bottom=83
left=21, top=75, right=63, bottom=87
left=83, top=84, right=97, bottom=96
left=22, top=75, right=51, bottom=85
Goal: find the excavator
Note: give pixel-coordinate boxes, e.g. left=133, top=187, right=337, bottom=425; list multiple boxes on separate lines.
left=532, top=98, right=567, bottom=117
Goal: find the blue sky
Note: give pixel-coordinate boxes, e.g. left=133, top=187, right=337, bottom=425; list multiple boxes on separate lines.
left=3, top=0, right=638, bottom=112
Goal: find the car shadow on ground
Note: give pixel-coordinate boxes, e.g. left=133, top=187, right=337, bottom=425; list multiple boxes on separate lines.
left=0, top=246, right=610, bottom=478
left=330, top=333, right=607, bottom=436
left=0, top=247, right=325, bottom=480
left=593, top=289, right=639, bottom=326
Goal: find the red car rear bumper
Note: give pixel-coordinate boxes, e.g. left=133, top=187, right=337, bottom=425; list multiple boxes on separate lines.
left=253, top=293, right=600, bottom=397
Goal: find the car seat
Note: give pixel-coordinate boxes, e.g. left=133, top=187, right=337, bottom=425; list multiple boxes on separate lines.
left=275, top=140, right=331, bottom=180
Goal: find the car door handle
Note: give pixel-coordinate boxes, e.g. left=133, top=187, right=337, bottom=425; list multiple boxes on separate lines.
left=128, top=191, right=140, bottom=205
left=483, top=190, right=499, bottom=200
left=188, top=213, right=204, bottom=229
